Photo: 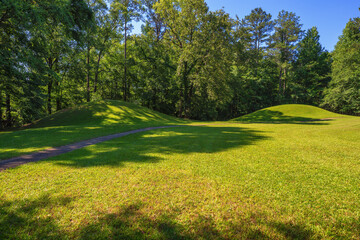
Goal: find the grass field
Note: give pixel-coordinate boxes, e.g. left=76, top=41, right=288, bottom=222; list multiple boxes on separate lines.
left=1, top=102, right=360, bottom=239
left=0, top=100, right=186, bottom=160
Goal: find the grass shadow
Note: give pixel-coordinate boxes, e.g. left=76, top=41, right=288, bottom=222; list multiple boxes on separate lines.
left=0, top=195, right=72, bottom=239
left=51, top=125, right=269, bottom=168
left=0, top=100, right=187, bottom=160
left=31, top=100, right=185, bottom=129
left=270, top=221, right=313, bottom=240
left=0, top=197, right=271, bottom=239
left=79, top=202, right=272, bottom=240
left=1, top=196, right=355, bottom=239
left=233, top=110, right=332, bottom=125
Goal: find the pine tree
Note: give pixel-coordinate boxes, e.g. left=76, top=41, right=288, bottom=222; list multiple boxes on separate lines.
left=110, top=0, right=144, bottom=101
left=271, top=10, right=303, bottom=98
left=242, top=8, right=273, bottom=57
left=322, top=16, right=360, bottom=115
left=292, top=27, right=331, bottom=104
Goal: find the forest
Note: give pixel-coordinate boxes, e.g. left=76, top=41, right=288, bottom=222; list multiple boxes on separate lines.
left=1, top=0, right=359, bottom=129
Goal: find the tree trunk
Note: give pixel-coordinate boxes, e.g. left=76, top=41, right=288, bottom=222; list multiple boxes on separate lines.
left=48, top=80, right=52, bottom=115
left=182, top=62, right=189, bottom=118
left=47, top=57, right=54, bottom=115
left=5, top=92, right=11, bottom=128
left=283, top=67, right=287, bottom=95
left=86, top=45, right=91, bottom=102
left=123, top=18, right=128, bottom=101
left=278, top=67, right=283, bottom=97
left=56, top=81, right=62, bottom=111
left=0, top=90, right=3, bottom=129
left=94, top=50, right=103, bottom=93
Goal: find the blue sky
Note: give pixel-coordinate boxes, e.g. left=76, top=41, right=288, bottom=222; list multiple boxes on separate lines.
left=205, top=0, right=360, bottom=51
left=132, top=0, right=359, bottom=51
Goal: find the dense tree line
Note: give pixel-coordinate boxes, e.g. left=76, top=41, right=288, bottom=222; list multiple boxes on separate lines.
left=0, top=0, right=359, bottom=128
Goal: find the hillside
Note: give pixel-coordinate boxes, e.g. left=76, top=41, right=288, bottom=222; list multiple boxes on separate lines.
left=0, top=100, right=186, bottom=160
left=33, top=100, right=183, bottom=128
left=1, top=103, right=360, bottom=239
left=232, top=104, right=345, bottom=122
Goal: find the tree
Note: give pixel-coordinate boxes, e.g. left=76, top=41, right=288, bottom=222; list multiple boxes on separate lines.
left=154, top=0, right=234, bottom=118
left=271, top=10, right=303, bottom=98
left=0, top=0, right=92, bottom=129
left=110, top=0, right=143, bottom=101
left=242, top=8, right=273, bottom=58
left=322, top=16, right=360, bottom=115
left=143, top=0, right=166, bottom=41
left=292, top=27, right=331, bottom=104
left=132, top=2, right=177, bottom=114
left=228, top=9, right=278, bottom=118
left=25, top=0, right=93, bottom=114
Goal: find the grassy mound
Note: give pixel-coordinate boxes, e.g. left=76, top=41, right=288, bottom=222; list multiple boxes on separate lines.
left=232, top=104, right=344, bottom=122
left=1, top=113, right=360, bottom=238
left=0, top=100, right=186, bottom=160
left=33, top=100, right=182, bottom=128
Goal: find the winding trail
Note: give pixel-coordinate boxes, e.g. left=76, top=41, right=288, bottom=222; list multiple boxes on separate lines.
left=0, top=125, right=186, bottom=171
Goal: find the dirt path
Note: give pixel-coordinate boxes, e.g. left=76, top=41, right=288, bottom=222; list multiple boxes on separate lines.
left=0, top=125, right=185, bottom=171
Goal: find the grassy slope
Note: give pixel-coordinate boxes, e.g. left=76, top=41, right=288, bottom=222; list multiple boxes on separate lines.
left=1, top=104, right=360, bottom=239
left=232, top=104, right=344, bottom=122
left=0, top=100, right=187, bottom=160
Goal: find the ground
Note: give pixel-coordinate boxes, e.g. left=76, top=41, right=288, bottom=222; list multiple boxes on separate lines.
left=0, top=101, right=359, bottom=239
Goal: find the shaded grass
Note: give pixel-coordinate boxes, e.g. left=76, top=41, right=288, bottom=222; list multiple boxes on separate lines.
left=1, top=115, right=360, bottom=239
left=0, top=100, right=188, bottom=160
left=232, top=104, right=345, bottom=123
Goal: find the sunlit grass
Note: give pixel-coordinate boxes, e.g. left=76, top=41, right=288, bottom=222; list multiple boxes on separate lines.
left=1, top=111, right=360, bottom=238
left=232, top=104, right=345, bottom=122
left=0, top=100, right=187, bottom=160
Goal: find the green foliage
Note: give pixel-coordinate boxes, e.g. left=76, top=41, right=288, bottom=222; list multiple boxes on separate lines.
left=322, top=16, right=360, bottom=115
left=291, top=27, right=332, bottom=104
left=154, top=0, right=234, bottom=119
left=3, top=1, right=359, bottom=126
left=271, top=10, right=303, bottom=97
left=242, top=7, right=273, bottom=55
left=0, top=0, right=93, bottom=128
left=229, top=10, right=278, bottom=118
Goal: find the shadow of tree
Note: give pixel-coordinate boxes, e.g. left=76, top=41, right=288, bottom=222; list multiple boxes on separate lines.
left=79, top=203, right=271, bottom=240
left=51, top=125, right=269, bottom=168
left=0, top=197, right=266, bottom=239
left=1, top=196, right=339, bottom=239
left=32, top=100, right=185, bottom=129
left=234, top=110, right=332, bottom=125
left=0, top=195, right=72, bottom=240
left=270, top=222, right=313, bottom=240
left=0, top=100, right=186, bottom=160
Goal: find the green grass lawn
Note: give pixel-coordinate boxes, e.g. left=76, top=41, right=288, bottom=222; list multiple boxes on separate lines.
left=1, top=103, right=360, bottom=239
left=0, top=100, right=187, bottom=160
left=232, top=104, right=345, bottom=123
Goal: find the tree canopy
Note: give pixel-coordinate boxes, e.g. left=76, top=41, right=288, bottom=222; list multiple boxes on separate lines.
left=0, top=1, right=359, bottom=129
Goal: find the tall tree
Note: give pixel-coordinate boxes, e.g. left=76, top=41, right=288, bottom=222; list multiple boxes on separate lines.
left=110, top=0, right=143, bottom=101
left=292, top=27, right=331, bottom=104
left=143, top=0, right=166, bottom=41
left=83, top=0, right=110, bottom=102
left=229, top=10, right=278, bottom=118
left=271, top=10, right=303, bottom=98
left=242, top=8, right=273, bottom=57
left=322, top=16, right=360, bottom=115
left=133, top=1, right=176, bottom=114
left=0, top=0, right=92, bottom=129
left=155, top=0, right=234, bottom=118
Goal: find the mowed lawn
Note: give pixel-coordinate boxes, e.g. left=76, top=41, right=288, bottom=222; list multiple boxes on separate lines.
left=0, top=100, right=186, bottom=160
left=1, top=111, right=360, bottom=239
left=0, top=117, right=360, bottom=239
